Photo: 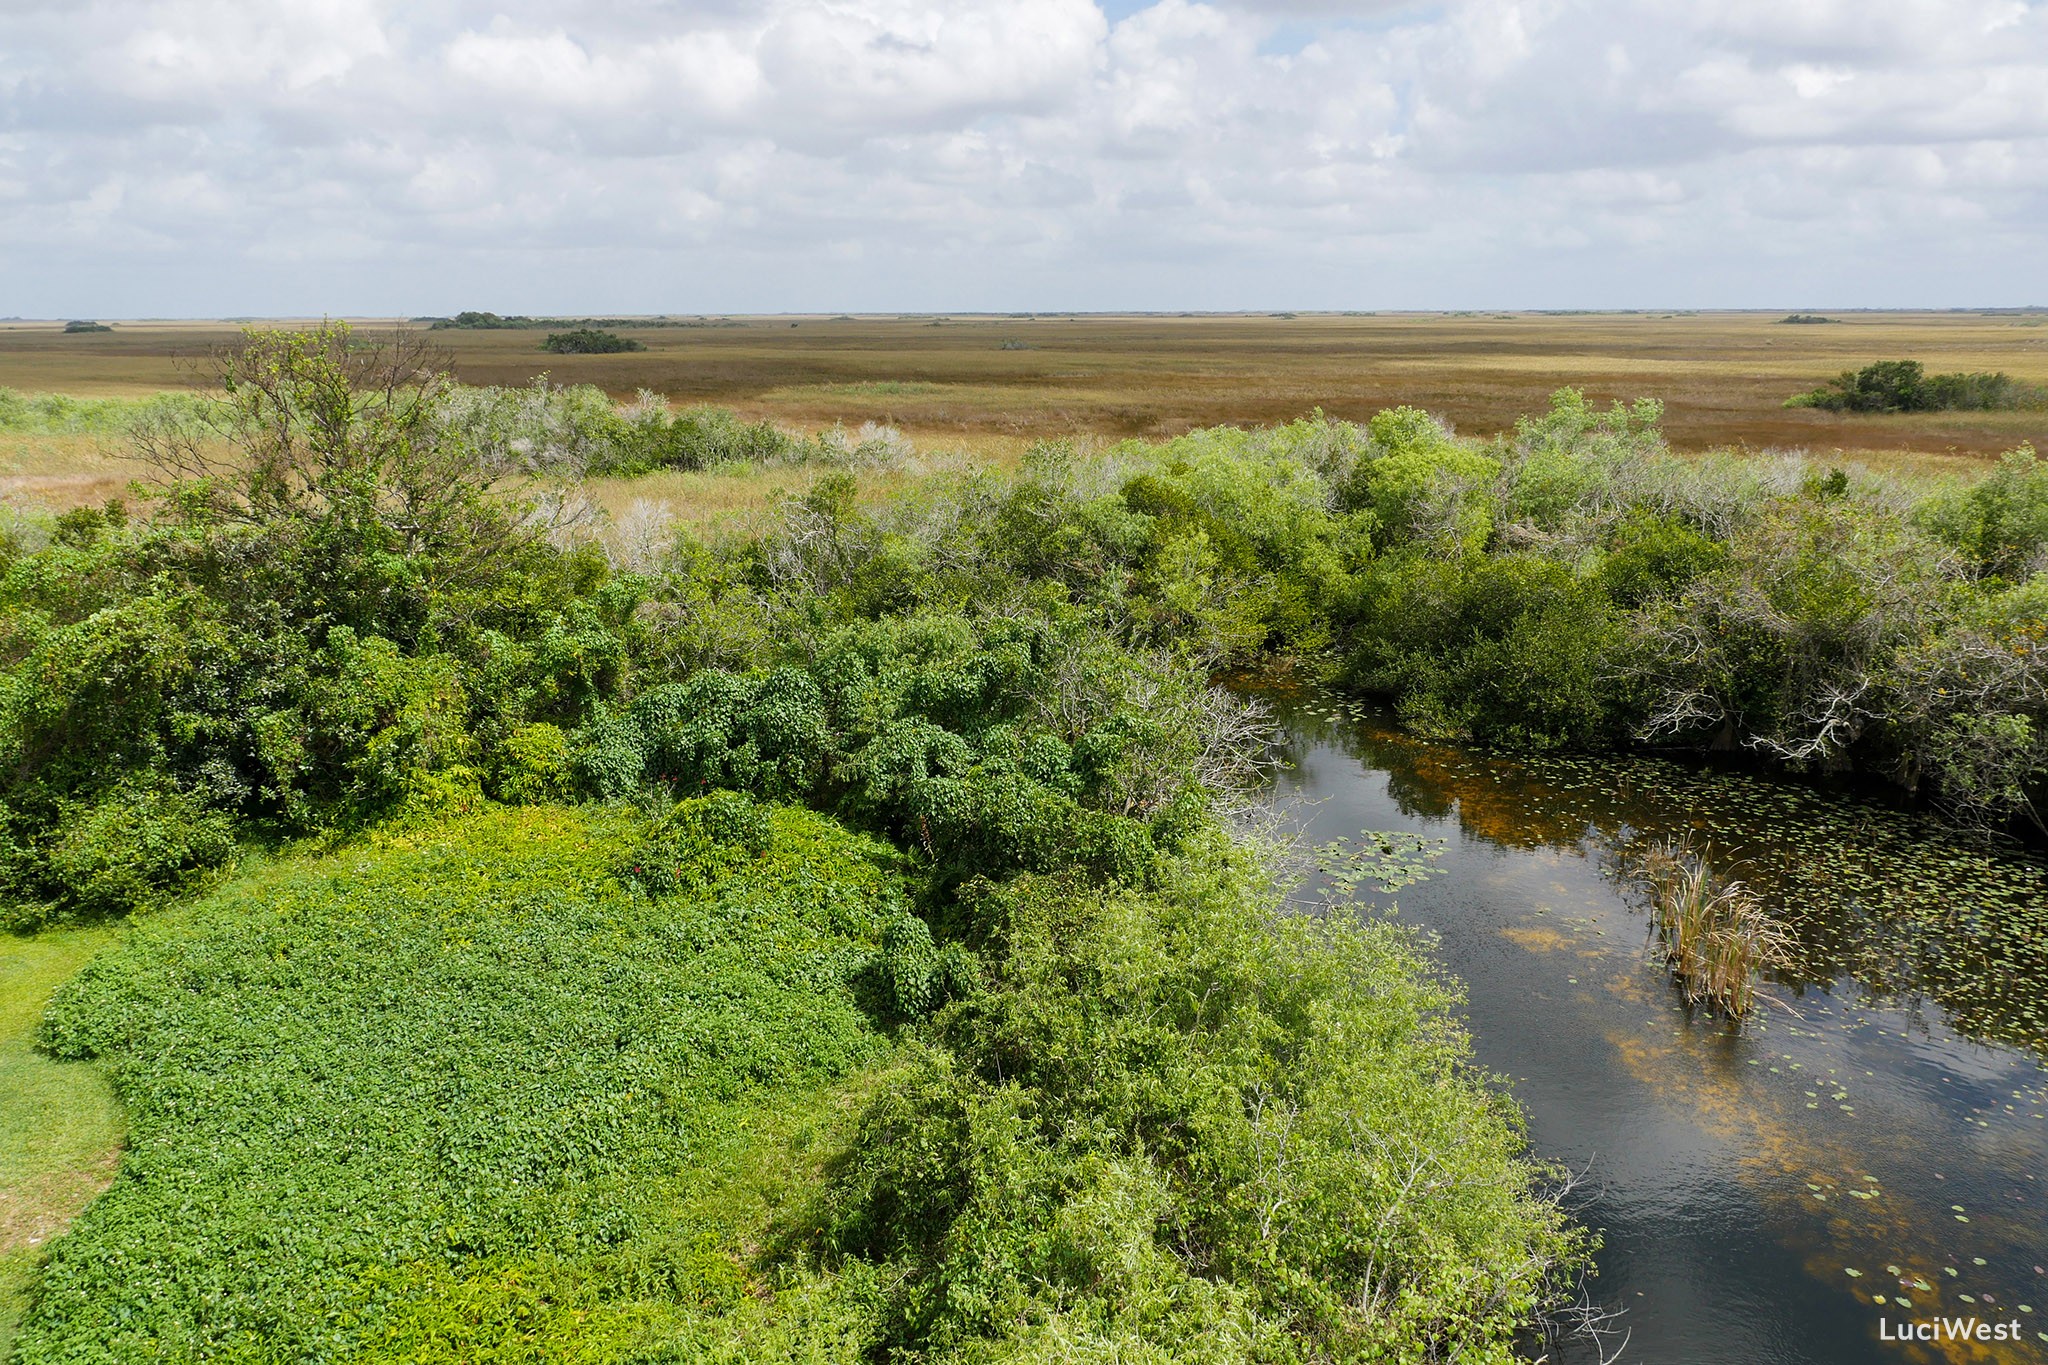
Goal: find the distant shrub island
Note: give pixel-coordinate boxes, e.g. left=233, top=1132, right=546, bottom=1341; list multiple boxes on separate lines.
left=540, top=327, right=644, bottom=355
left=1786, top=359, right=2045, bottom=413
left=1778, top=314, right=1836, bottom=325
left=429, top=309, right=534, bottom=329
left=61, top=320, right=112, bottom=334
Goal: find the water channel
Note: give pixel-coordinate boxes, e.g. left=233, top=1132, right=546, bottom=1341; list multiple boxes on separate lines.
left=1252, top=681, right=2048, bottom=1365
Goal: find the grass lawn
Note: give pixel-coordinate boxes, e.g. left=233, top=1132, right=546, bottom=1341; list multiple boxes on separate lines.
left=0, top=925, right=122, bottom=1360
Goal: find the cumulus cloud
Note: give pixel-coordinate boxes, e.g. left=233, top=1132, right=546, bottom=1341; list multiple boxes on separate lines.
left=1, top=0, right=2044, bottom=314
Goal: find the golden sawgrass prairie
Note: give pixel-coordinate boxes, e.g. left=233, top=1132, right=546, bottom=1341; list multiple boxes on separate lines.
left=4, top=311, right=2044, bottom=466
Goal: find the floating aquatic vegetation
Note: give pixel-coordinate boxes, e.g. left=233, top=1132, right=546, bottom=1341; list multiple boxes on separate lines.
left=1314, top=829, right=1448, bottom=896
left=1512, top=751, right=2048, bottom=1052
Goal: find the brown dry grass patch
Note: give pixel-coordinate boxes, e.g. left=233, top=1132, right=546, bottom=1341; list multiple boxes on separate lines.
left=5, top=312, right=2044, bottom=469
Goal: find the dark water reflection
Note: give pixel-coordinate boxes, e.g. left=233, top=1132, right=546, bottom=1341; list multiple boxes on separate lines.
left=1250, top=683, right=2048, bottom=1365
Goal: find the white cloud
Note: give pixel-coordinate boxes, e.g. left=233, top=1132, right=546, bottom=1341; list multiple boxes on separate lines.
left=1, top=0, right=2045, bottom=315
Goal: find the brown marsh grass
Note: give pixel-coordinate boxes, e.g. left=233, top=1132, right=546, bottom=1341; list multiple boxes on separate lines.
left=4, top=312, right=2043, bottom=470
left=1635, top=837, right=1794, bottom=1020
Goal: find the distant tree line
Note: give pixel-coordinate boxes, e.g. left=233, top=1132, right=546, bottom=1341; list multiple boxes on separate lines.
left=423, top=310, right=731, bottom=331
left=1787, top=359, right=2046, bottom=413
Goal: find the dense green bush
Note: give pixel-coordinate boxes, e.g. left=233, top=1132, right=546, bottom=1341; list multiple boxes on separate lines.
left=1347, top=552, right=1626, bottom=749
left=1915, top=445, right=2048, bottom=580
left=1, top=785, right=235, bottom=929
left=823, top=870, right=1585, bottom=1362
left=1340, top=405, right=1499, bottom=553
left=492, top=721, right=574, bottom=803
left=540, top=328, right=644, bottom=354
left=563, top=614, right=1188, bottom=889
left=1786, top=360, right=2045, bottom=413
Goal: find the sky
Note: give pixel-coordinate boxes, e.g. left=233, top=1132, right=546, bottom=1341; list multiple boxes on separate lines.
left=3, top=0, right=2046, bottom=317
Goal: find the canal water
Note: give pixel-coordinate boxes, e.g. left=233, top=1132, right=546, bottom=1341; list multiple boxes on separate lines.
left=1255, top=683, right=2048, bottom=1365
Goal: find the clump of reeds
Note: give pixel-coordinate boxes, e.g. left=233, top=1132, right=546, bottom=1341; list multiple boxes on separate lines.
left=1634, top=837, right=1792, bottom=1019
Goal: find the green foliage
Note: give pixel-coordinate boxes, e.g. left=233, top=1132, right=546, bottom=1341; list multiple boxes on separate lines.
left=876, top=910, right=971, bottom=1020
left=0, top=387, right=208, bottom=436
left=436, top=381, right=821, bottom=478
left=570, top=615, right=1175, bottom=888
left=1498, top=388, right=1667, bottom=531
left=493, top=721, right=573, bottom=804
left=607, top=403, right=801, bottom=475
left=17, top=804, right=904, bottom=1364
left=540, top=329, right=645, bottom=355
left=1915, top=445, right=2048, bottom=579
left=23, top=786, right=234, bottom=927
left=1599, top=511, right=1728, bottom=607
left=1339, top=406, right=1499, bottom=553
left=621, top=790, right=774, bottom=898
left=821, top=872, right=1587, bottom=1363
left=61, top=321, right=112, bottom=334
left=304, top=627, right=476, bottom=809
left=1787, top=360, right=2045, bottom=413
left=1347, top=552, right=1626, bottom=749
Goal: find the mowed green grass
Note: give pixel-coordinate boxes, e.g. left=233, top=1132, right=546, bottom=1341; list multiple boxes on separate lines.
left=0, top=926, right=122, bottom=1360
left=9, top=803, right=909, bottom=1364
left=4, top=312, right=2044, bottom=465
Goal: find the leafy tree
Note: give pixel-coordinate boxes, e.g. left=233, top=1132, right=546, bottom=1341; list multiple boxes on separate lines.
left=1787, top=361, right=2043, bottom=413
left=541, top=328, right=644, bottom=354
left=129, top=322, right=568, bottom=638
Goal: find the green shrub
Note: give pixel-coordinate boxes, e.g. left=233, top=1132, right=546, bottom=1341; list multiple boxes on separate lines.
left=540, top=328, right=644, bottom=355
left=0, top=786, right=235, bottom=930
left=823, top=872, right=1589, bottom=1362
left=1498, top=389, right=1667, bottom=531
left=1340, top=407, right=1500, bottom=553
left=1786, top=360, right=2044, bottom=413
left=876, top=911, right=947, bottom=1019
left=1915, top=445, right=2048, bottom=579
left=621, top=790, right=774, bottom=898
left=41, top=787, right=234, bottom=920
left=1599, top=512, right=1728, bottom=607
left=305, top=628, right=475, bottom=814
left=607, top=404, right=803, bottom=475
left=1347, top=553, right=1625, bottom=749
left=493, top=721, right=573, bottom=804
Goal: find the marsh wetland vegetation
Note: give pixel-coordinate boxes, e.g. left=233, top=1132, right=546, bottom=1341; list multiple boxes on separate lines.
left=0, top=318, right=2044, bottom=1362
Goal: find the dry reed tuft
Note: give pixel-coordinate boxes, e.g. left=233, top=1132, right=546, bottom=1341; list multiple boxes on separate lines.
left=1633, top=837, right=1793, bottom=1019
